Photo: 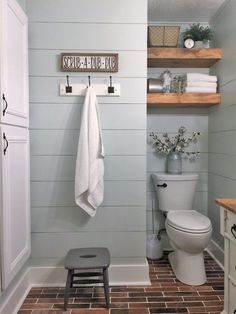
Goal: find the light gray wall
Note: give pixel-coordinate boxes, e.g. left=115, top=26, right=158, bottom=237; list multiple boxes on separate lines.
left=147, top=23, right=209, bottom=238
left=209, top=0, right=236, bottom=249
left=17, top=0, right=25, bottom=11
left=147, top=107, right=209, bottom=236
left=26, top=0, right=147, bottom=264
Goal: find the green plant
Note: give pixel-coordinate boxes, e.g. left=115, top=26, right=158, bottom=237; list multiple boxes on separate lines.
left=183, top=23, right=214, bottom=42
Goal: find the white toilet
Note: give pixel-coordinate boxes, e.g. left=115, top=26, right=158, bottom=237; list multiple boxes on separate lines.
left=152, top=173, right=212, bottom=286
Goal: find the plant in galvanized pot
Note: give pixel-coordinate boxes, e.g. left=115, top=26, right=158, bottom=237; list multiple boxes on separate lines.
left=183, top=23, right=214, bottom=48
left=149, top=126, right=201, bottom=174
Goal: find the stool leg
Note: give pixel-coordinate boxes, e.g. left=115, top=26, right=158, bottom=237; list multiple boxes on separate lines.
left=103, top=268, right=110, bottom=308
left=70, top=269, right=74, bottom=288
left=64, top=269, right=72, bottom=310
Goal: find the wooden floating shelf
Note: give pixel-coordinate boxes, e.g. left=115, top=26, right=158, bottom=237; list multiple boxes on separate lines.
left=147, top=93, right=221, bottom=107
left=148, top=48, right=222, bottom=68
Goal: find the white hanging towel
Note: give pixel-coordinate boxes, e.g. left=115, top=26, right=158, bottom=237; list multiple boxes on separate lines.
left=75, top=86, right=105, bottom=217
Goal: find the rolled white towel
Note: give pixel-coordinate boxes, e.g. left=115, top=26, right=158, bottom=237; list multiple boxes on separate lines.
left=185, top=81, right=217, bottom=88
left=185, top=73, right=217, bottom=83
left=185, top=86, right=217, bottom=93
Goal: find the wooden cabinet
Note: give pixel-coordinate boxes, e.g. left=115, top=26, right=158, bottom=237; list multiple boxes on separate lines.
left=0, top=0, right=30, bottom=291
left=0, top=0, right=28, bottom=127
left=219, top=206, right=236, bottom=314
left=0, top=125, right=30, bottom=289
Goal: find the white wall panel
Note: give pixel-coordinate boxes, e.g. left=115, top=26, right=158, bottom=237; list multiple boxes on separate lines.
left=27, top=0, right=147, bottom=23
left=29, top=23, right=146, bottom=50
left=30, top=130, right=146, bottom=156
left=31, top=155, right=146, bottom=181
left=27, top=0, right=147, bottom=263
left=31, top=206, right=146, bottom=232
left=30, top=104, right=146, bottom=130
left=209, top=131, right=236, bottom=155
left=31, top=181, right=146, bottom=207
left=31, top=232, right=146, bottom=258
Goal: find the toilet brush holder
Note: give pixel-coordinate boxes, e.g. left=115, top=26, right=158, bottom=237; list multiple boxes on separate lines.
left=146, top=234, right=163, bottom=260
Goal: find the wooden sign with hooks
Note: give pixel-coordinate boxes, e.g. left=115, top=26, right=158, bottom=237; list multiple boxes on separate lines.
left=61, top=53, right=118, bottom=72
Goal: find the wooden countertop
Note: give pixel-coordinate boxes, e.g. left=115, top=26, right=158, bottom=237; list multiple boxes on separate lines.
left=215, top=198, right=236, bottom=214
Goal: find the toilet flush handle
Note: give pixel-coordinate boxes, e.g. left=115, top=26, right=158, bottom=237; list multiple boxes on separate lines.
left=157, top=183, right=167, bottom=188
left=231, top=224, right=236, bottom=239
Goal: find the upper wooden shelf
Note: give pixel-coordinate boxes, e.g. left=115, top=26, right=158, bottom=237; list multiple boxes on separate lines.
left=148, top=48, right=222, bottom=68
left=147, top=93, right=221, bottom=108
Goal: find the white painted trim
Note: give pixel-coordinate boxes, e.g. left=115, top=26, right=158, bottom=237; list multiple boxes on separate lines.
left=206, top=239, right=224, bottom=270
left=0, top=267, right=31, bottom=314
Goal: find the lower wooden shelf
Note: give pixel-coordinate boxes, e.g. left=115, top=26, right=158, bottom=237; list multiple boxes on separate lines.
left=147, top=93, right=221, bottom=107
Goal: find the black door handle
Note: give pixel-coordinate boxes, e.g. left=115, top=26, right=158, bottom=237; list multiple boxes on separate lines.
left=3, top=133, right=8, bottom=155
left=157, top=183, right=167, bottom=188
left=2, top=94, right=8, bottom=116
left=231, top=224, right=236, bottom=239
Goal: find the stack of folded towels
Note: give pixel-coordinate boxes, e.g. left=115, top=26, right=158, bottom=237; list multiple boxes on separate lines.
left=184, top=73, right=217, bottom=93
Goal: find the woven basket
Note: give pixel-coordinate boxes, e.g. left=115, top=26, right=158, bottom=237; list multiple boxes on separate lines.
left=148, top=26, right=180, bottom=47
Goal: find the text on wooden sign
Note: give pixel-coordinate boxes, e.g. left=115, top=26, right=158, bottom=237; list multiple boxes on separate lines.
left=61, top=53, right=118, bottom=72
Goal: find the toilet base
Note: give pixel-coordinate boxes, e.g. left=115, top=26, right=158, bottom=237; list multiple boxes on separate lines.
left=168, top=250, right=206, bottom=286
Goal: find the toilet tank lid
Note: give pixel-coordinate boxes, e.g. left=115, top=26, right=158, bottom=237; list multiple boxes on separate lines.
left=156, top=173, right=198, bottom=181
left=167, top=210, right=212, bottom=232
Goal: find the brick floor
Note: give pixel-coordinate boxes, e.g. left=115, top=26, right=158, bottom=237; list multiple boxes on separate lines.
left=18, top=252, right=224, bottom=314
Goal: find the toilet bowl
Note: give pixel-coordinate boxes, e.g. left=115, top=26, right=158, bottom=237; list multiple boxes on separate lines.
left=152, top=173, right=212, bottom=286
left=166, top=210, right=212, bottom=285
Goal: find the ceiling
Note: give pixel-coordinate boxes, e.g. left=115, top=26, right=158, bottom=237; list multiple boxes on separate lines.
left=148, top=0, right=226, bottom=23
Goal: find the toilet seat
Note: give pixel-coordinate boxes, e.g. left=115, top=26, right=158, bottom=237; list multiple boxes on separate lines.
left=166, top=210, right=212, bottom=234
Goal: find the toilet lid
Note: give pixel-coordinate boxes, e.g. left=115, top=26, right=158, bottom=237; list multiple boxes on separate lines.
left=167, top=210, right=212, bottom=233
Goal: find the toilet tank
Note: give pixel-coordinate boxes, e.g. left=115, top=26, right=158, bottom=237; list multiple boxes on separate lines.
left=152, top=173, right=198, bottom=212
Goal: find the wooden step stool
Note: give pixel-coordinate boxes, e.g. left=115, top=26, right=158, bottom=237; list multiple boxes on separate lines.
left=64, top=247, right=110, bottom=310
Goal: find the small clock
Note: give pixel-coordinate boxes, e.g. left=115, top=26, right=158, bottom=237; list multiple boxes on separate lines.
left=184, top=37, right=195, bottom=49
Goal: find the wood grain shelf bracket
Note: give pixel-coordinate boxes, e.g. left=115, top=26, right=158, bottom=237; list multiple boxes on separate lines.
left=147, top=93, right=221, bottom=108
left=148, top=48, right=222, bottom=68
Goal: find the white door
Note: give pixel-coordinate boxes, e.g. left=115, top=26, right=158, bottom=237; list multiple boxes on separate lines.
left=0, top=125, right=30, bottom=289
left=0, top=0, right=28, bottom=127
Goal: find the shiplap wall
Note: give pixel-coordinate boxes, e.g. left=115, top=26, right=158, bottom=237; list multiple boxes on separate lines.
left=26, top=0, right=147, bottom=264
left=209, top=0, right=236, bottom=249
left=147, top=106, right=209, bottom=238
left=147, top=25, right=209, bottom=237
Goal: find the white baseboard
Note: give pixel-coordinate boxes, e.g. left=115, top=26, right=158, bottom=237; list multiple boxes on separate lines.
left=0, top=244, right=224, bottom=314
left=30, top=260, right=151, bottom=287
left=0, top=259, right=150, bottom=313
left=206, top=239, right=224, bottom=270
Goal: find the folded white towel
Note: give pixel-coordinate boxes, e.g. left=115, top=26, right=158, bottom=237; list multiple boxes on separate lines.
left=186, top=73, right=217, bottom=83
left=185, top=86, right=217, bottom=93
left=75, top=86, right=105, bottom=217
left=185, top=81, right=217, bottom=88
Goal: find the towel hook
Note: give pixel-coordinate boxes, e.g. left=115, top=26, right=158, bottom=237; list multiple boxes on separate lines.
left=66, top=75, right=72, bottom=93
left=108, top=76, right=115, bottom=94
